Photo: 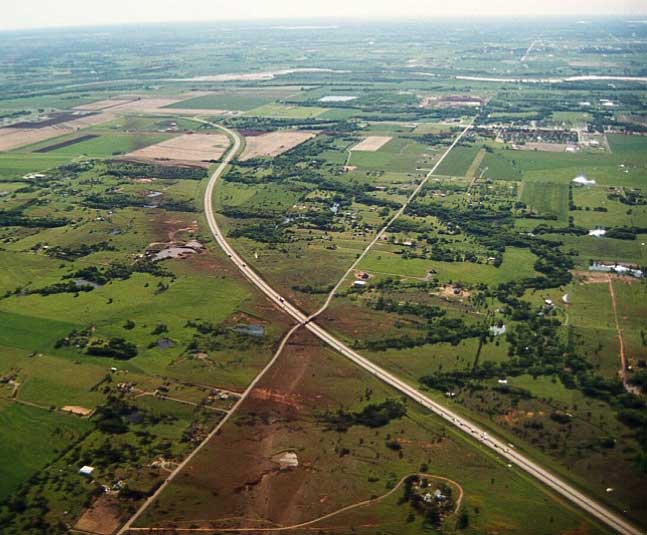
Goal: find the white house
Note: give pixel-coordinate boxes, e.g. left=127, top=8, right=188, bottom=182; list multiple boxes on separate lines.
left=79, top=466, right=94, bottom=477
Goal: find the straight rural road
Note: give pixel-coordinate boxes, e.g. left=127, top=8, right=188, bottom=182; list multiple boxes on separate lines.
left=121, top=121, right=642, bottom=535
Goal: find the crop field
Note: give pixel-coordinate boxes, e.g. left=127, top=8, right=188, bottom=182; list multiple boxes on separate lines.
left=348, top=136, right=439, bottom=172
left=351, top=135, right=393, bottom=151
left=124, top=132, right=229, bottom=166
left=239, top=130, right=316, bottom=160
left=27, top=132, right=172, bottom=157
left=434, top=145, right=481, bottom=176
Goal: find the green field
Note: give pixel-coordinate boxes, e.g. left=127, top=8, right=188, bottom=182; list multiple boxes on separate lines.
left=25, top=133, right=171, bottom=157
left=244, top=103, right=328, bottom=118
left=0, top=400, right=91, bottom=499
left=521, top=181, right=569, bottom=221
left=168, top=91, right=292, bottom=111
left=434, top=145, right=480, bottom=176
left=483, top=135, right=647, bottom=186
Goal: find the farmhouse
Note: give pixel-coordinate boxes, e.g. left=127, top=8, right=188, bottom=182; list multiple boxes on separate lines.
left=353, top=280, right=367, bottom=288
left=79, top=466, right=95, bottom=477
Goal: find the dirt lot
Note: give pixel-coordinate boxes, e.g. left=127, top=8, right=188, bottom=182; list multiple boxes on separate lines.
left=74, top=495, right=125, bottom=535
left=125, top=133, right=229, bottom=167
left=61, top=405, right=92, bottom=416
left=350, top=136, right=392, bottom=152
left=239, top=130, right=316, bottom=161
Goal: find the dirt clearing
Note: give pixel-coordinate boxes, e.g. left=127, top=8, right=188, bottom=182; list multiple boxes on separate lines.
left=61, top=405, right=93, bottom=416
left=125, top=133, right=229, bottom=167
left=350, top=136, right=392, bottom=152
left=240, top=130, right=316, bottom=160
left=74, top=495, right=125, bottom=535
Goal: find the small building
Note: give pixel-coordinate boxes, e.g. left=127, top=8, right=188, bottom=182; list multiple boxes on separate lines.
left=490, top=324, right=506, bottom=336
left=572, top=175, right=596, bottom=186
left=79, top=466, right=94, bottom=477
left=588, top=228, right=606, bottom=238
left=353, top=280, right=367, bottom=288
left=589, top=262, right=644, bottom=278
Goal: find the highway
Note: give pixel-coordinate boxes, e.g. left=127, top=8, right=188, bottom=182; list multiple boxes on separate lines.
left=192, top=120, right=640, bottom=535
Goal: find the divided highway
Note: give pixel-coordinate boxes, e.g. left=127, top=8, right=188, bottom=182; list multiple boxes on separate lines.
left=200, top=121, right=640, bottom=535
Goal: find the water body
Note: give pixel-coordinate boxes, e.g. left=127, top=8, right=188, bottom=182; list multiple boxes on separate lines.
left=456, top=75, right=647, bottom=84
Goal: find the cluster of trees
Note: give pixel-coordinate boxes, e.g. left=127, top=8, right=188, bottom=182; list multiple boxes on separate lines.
left=185, top=319, right=265, bottom=353
left=401, top=475, right=456, bottom=528
left=15, top=280, right=94, bottom=297
left=358, top=317, right=485, bottom=352
left=321, top=399, right=406, bottom=431
left=608, top=189, right=646, bottom=206
left=106, top=161, right=207, bottom=180
left=370, top=296, right=446, bottom=321
left=86, top=337, right=138, bottom=360
left=292, top=283, right=334, bottom=294
left=65, top=260, right=171, bottom=286
left=0, top=210, right=68, bottom=228
left=229, top=222, right=293, bottom=243
left=44, top=241, right=116, bottom=260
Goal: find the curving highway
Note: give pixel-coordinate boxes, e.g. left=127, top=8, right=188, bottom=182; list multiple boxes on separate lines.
left=195, top=120, right=641, bottom=535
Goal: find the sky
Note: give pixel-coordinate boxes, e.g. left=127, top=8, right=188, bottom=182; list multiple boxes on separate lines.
left=2, top=0, right=646, bottom=31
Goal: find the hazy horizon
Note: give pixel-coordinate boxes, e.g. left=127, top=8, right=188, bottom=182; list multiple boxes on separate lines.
left=2, top=0, right=646, bottom=32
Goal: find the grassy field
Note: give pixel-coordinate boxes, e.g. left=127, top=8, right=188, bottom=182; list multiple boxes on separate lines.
left=0, top=400, right=91, bottom=500
left=24, top=132, right=172, bottom=157
left=167, top=88, right=300, bottom=111
left=434, top=145, right=481, bottom=177
left=134, top=332, right=608, bottom=534
left=359, top=246, right=538, bottom=284
left=521, top=181, right=569, bottom=221
left=0, top=153, right=72, bottom=179
left=483, top=136, right=647, bottom=186
left=244, top=103, right=328, bottom=118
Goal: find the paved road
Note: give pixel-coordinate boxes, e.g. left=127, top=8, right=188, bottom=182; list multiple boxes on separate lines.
left=124, top=120, right=640, bottom=535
